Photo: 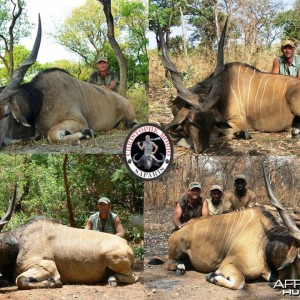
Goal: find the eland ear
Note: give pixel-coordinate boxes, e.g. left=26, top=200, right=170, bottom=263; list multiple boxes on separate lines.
left=277, top=243, right=299, bottom=270
left=212, top=109, right=231, bottom=129
left=10, top=99, right=31, bottom=127
left=215, top=121, right=231, bottom=129
left=165, top=108, right=190, bottom=130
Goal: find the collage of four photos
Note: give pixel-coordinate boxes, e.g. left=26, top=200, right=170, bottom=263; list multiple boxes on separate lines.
left=0, top=0, right=300, bottom=299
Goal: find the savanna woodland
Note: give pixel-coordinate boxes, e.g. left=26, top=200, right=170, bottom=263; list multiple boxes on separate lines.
left=0, top=0, right=148, bottom=154
left=1, top=0, right=300, bottom=299
left=149, top=0, right=300, bottom=155
left=150, top=0, right=300, bottom=82
left=0, top=154, right=144, bottom=258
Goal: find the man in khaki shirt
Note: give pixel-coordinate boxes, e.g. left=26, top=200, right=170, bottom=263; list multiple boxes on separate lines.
left=223, top=174, right=257, bottom=211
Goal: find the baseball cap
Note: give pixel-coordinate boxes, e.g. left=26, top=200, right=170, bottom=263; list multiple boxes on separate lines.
left=210, top=185, right=223, bottom=192
left=281, top=40, right=295, bottom=48
left=189, top=182, right=201, bottom=190
left=98, top=197, right=111, bottom=205
left=97, top=56, right=108, bottom=63
left=234, top=174, right=246, bottom=182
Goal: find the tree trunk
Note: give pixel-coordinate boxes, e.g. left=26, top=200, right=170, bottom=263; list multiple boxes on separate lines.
left=163, top=11, right=174, bottom=78
left=214, top=5, right=220, bottom=44
left=6, top=1, right=23, bottom=80
left=180, top=6, right=188, bottom=60
left=63, top=155, right=75, bottom=227
left=99, top=0, right=127, bottom=97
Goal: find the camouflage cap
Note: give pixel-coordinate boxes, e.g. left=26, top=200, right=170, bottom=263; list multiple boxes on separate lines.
left=189, top=182, right=201, bottom=190
left=97, top=56, right=108, bottom=63
left=98, top=197, right=111, bottom=205
left=234, top=174, right=247, bottom=182
left=210, top=185, right=223, bottom=192
left=281, top=40, right=295, bottom=48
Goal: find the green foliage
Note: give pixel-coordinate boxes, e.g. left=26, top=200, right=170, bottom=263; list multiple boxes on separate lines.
left=0, top=45, right=27, bottom=84
left=5, top=211, right=31, bottom=231
left=124, top=214, right=143, bottom=246
left=119, top=0, right=149, bottom=86
left=149, top=0, right=219, bottom=52
left=150, top=0, right=288, bottom=55
left=0, top=0, right=31, bottom=46
left=132, top=245, right=144, bottom=260
left=125, top=53, right=148, bottom=88
left=54, top=0, right=148, bottom=87
left=55, top=0, right=111, bottom=65
left=0, top=0, right=32, bottom=77
left=126, top=224, right=143, bottom=243
left=149, top=0, right=181, bottom=33
left=186, top=0, right=218, bottom=47
left=0, top=45, right=46, bottom=85
left=275, top=8, right=300, bottom=41
left=46, top=60, right=93, bottom=81
left=0, top=154, right=144, bottom=234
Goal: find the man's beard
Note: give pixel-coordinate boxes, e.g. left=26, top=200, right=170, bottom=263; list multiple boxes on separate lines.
left=212, top=199, right=221, bottom=206
left=236, top=187, right=246, bottom=196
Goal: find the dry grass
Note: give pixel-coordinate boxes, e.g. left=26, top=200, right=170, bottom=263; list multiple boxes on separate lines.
left=149, top=44, right=278, bottom=108
left=148, top=45, right=300, bottom=156
left=127, top=86, right=148, bottom=123
left=0, top=129, right=129, bottom=154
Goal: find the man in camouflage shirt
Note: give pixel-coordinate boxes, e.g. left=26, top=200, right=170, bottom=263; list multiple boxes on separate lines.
left=172, top=182, right=209, bottom=232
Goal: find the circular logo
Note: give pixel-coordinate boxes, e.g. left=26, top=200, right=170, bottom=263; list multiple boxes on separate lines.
left=123, top=123, right=173, bottom=180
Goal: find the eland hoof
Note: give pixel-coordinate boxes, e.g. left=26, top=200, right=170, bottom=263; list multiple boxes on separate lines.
left=175, top=264, right=186, bottom=276
left=130, top=121, right=139, bottom=128
left=80, top=129, right=96, bottom=140
left=292, top=128, right=300, bottom=139
left=206, top=272, right=219, bottom=284
left=234, top=131, right=252, bottom=140
left=108, top=276, right=117, bottom=287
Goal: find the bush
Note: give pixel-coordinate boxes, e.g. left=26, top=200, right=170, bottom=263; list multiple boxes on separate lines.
left=132, top=245, right=144, bottom=260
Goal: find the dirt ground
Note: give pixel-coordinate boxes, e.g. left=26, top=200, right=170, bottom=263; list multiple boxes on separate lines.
left=3, top=123, right=300, bottom=157
left=149, top=94, right=300, bottom=157
left=0, top=260, right=144, bottom=300
left=144, top=207, right=298, bottom=300
left=0, top=129, right=129, bottom=155
left=3, top=102, right=299, bottom=157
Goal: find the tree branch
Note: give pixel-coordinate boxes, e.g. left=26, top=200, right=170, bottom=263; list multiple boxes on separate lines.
left=63, top=155, right=76, bottom=227
left=98, top=0, right=127, bottom=96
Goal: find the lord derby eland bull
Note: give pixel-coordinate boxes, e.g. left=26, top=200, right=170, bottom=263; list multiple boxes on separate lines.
left=0, top=16, right=136, bottom=147
left=158, top=15, right=300, bottom=153
left=166, top=163, right=300, bottom=289
left=0, top=186, right=139, bottom=289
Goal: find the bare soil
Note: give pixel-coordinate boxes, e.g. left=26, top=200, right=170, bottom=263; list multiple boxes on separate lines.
left=149, top=94, right=300, bottom=157
left=144, top=207, right=296, bottom=300
left=0, top=260, right=144, bottom=300
left=0, top=129, right=129, bottom=155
